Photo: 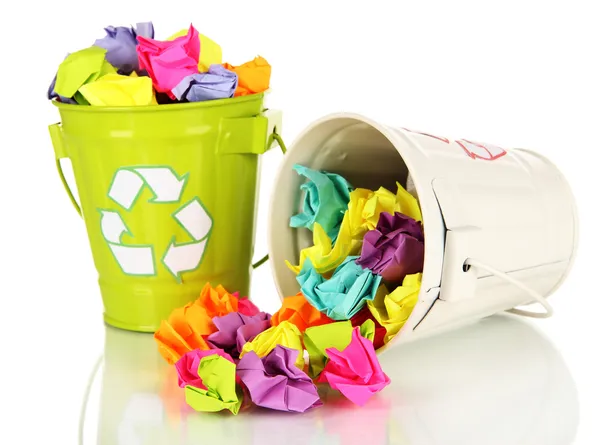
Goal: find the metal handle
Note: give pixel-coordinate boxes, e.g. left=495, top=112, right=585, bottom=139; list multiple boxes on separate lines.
left=48, top=123, right=83, bottom=218
left=252, top=129, right=287, bottom=269
left=463, top=258, right=554, bottom=319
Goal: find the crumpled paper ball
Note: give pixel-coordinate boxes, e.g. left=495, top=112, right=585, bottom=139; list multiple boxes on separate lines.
left=153, top=302, right=213, bottom=364
left=78, top=72, right=156, bottom=106
left=240, top=320, right=304, bottom=369
left=237, top=297, right=261, bottom=317
left=52, top=46, right=117, bottom=104
left=318, top=327, right=391, bottom=406
left=196, top=282, right=240, bottom=317
left=175, top=348, right=234, bottom=389
left=237, top=345, right=322, bottom=413
left=222, top=56, right=271, bottom=96
left=350, top=307, right=386, bottom=350
left=207, top=311, right=272, bottom=359
left=136, top=24, right=200, bottom=97
left=368, top=273, right=422, bottom=343
left=303, top=320, right=375, bottom=378
left=154, top=283, right=240, bottom=364
left=271, top=292, right=333, bottom=332
left=166, top=28, right=223, bottom=72
left=172, top=64, right=238, bottom=102
left=93, top=22, right=154, bottom=74
left=356, top=211, right=425, bottom=285
left=185, top=354, right=243, bottom=415
left=297, top=256, right=382, bottom=321
left=289, top=164, right=353, bottom=243
left=287, top=183, right=421, bottom=276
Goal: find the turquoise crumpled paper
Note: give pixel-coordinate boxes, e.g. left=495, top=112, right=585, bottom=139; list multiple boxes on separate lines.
left=297, top=256, right=382, bottom=320
left=290, top=164, right=352, bottom=243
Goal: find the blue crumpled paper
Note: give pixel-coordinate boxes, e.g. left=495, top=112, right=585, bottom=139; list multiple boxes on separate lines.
left=94, top=22, right=154, bottom=74
left=290, top=165, right=352, bottom=243
left=172, top=64, right=238, bottom=102
left=297, top=256, right=382, bottom=320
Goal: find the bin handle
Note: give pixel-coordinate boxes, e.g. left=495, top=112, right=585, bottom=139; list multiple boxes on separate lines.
left=48, top=123, right=83, bottom=218
left=463, top=258, right=554, bottom=319
left=252, top=130, right=287, bottom=269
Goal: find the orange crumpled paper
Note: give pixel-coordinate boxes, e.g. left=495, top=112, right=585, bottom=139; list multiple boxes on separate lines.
left=271, top=292, right=333, bottom=333
left=154, top=283, right=240, bottom=364
left=222, top=56, right=271, bottom=97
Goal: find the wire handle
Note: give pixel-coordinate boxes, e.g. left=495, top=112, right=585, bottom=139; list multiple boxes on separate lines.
left=251, top=129, right=287, bottom=269
left=463, top=258, right=554, bottom=319
left=48, top=123, right=83, bottom=217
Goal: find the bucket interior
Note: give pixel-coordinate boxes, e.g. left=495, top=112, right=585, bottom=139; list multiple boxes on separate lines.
left=269, top=116, right=421, bottom=334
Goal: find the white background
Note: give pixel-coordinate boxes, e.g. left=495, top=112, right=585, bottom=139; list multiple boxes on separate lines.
left=1, top=1, right=599, bottom=444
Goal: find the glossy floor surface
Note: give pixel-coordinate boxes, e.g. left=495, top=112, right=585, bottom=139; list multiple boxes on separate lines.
left=80, top=314, right=578, bottom=445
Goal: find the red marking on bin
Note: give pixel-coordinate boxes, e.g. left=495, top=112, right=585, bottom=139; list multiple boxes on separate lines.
left=402, top=128, right=450, bottom=144
left=456, top=139, right=507, bottom=161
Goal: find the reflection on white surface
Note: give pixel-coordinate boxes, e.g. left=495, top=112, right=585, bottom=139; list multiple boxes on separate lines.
left=85, top=315, right=578, bottom=445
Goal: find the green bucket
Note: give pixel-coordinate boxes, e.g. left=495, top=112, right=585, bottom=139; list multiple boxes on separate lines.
left=48, top=94, right=283, bottom=333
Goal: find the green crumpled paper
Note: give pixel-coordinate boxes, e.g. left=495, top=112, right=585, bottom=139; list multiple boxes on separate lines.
left=184, top=354, right=243, bottom=415
left=359, top=319, right=375, bottom=342
left=304, top=319, right=374, bottom=378
left=54, top=46, right=116, bottom=104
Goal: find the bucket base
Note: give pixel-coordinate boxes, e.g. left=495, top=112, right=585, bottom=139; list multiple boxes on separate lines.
left=103, top=314, right=158, bottom=333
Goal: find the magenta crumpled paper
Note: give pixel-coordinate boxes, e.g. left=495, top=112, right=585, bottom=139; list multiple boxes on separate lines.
left=175, top=348, right=234, bottom=389
left=237, top=297, right=261, bottom=317
left=237, top=345, right=322, bottom=412
left=356, top=211, right=424, bottom=285
left=318, top=327, right=390, bottom=406
left=207, top=312, right=271, bottom=359
left=136, top=24, right=200, bottom=97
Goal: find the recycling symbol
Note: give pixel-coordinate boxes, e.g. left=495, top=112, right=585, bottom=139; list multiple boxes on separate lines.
left=99, top=166, right=212, bottom=281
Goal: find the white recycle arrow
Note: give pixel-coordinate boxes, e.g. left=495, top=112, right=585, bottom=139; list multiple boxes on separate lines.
left=100, top=209, right=155, bottom=276
left=134, top=167, right=187, bottom=203
left=108, top=169, right=144, bottom=211
left=173, top=198, right=213, bottom=241
left=99, top=210, right=129, bottom=243
left=162, top=238, right=208, bottom=280
left=108, top=167, right=188, bottom=210
left=163, top=198, right=213, bottom=280
left=109, top=244, right=156, bottom=276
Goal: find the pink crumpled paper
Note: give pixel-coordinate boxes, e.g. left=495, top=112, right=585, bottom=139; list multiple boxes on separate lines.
left=318, top=327, right=390, bottom=406
left=175, top=348, right=234, bottom=389
left=136, top=24, right=200, bottom=97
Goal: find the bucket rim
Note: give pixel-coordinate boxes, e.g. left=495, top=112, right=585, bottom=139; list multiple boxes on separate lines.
left=51, top=91, right=266, bottom=114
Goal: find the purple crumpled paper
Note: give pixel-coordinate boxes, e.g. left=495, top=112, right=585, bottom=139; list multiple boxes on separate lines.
left=93, top=22, right=154, bottom=74
left=172, top=64, right=238, bottom=102
left=237, top=345, right=322, bottom=413
left=207, top=311, right=271, bottom=359
left=356, top=211, right=424, bottom=285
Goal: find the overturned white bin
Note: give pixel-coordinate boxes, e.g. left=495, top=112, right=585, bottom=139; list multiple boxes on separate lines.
left=268, top=113, right=578, bottom=347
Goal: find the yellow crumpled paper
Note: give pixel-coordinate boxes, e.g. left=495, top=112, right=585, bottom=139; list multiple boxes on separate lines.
left=240, top=320, right=304, bottom=368
left=167, top=29, right=222, bottom=72
left=78, top=73, right=157, bottom=106
left=368, top=273, right=422, bottom=343
left=287, top=183, right=422, bottom=275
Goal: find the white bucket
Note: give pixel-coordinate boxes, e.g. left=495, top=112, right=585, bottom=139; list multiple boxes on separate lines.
left=268, top=113, right=578, bottom=346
